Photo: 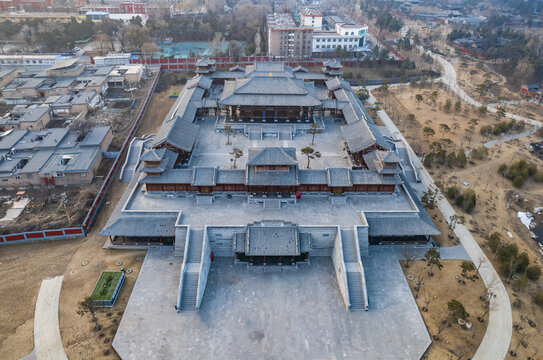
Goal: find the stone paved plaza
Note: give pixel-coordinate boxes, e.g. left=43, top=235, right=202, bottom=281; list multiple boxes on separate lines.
left=113, top=247, right=431, bottom=360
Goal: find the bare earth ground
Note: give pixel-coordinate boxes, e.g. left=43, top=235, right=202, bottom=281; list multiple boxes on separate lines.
left=401, top=259, right=487, bottom=360
left=0, top=76, right=176, bottom=360
left=382, top=85, right=543, bottom=360
left=375, top=85, right=529, bottom=157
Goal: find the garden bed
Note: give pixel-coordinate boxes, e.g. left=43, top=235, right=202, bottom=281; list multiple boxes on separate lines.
left=90, top=271, right=125, bottom=307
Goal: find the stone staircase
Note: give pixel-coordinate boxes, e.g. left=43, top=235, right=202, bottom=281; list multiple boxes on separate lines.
left=341, top=229, right=359, bottom=263
left=179, top=272, right=199, bottom=310
left=178, top=229, right=205, bottom=311
left=341, top=228, right=368, bottom=311
left=248, top=126, right=262, bottom=140
left=346, top=271, right=365, bottom=309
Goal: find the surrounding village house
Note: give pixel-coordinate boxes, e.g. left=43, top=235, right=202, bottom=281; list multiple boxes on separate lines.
left=0, top=105, right=50, bottom=131
left=45, top=58, right=85, bottom=78
left=0, top=11, right=86, bottom=23
left=0, top=68, right=19, bottom=90
left=0, top=54, right=75, bottom=67
left=0, top=126, right=112, bottom=187
left=1, top=63, right=143, bottom=105
left=50, top=91, right=101, bottom=117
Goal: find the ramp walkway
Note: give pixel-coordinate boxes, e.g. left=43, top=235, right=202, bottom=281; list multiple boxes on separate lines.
left=177, top=229, right=209, bottom=311
left=120, top=135, right=154, bottom=182
left=340, top=228, right=369, bottom=311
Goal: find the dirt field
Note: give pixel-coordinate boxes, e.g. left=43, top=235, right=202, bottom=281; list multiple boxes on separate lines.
left=374, top=85, right=530, bottom=157
left=0, top=71, right=180, bottom=360
left=401, top=259, right=487, bottom=360
left=380, top=85, right=543, bottom=359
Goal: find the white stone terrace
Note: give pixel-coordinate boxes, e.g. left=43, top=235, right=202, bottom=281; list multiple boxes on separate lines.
left=121, top=183, right=418, bottom=229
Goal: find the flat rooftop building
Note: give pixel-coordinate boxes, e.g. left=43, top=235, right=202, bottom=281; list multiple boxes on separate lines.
left=104, top=61, right=438, bottom=360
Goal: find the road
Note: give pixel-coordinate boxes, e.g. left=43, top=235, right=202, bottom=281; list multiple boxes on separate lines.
left=367, top=89, right=513, bottom=360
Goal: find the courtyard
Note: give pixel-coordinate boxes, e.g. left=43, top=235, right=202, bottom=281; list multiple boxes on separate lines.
left=113, top=247, right=431, bottom=360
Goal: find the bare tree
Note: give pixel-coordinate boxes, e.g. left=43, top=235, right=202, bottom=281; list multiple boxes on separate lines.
left=400, top=247, right=422, bottom=268
left=223, top=125, right=234, bottom=145
left=230, top=148, right=243, bottom=169
left=77, top=297, right=101, bottom=331
left=433, top=318, right=448, bottom=341
left=70, top=118, right=96, bottom=141
left=414, top=269, right=425, bottom=299
left=308, top=122, right=322, bottom=145
left=479, top=289, right=497, bottom=322
left=423, top=290, right=432, bottom=312
left=475, top=254, right=486, bottom=275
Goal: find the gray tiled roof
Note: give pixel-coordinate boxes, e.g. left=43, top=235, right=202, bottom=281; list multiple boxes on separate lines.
left=247, top=147, right=297, bottom=166
left=152, top=114, right=198, bottom=152
left=350, top=170, right=401, bottom=185
left=191, top=167, right=217, bottom=186
left=219, top=77, right=321, bottom=107
left=327, top=168, right=352, bottom=187
left=298, top=170, right=328, bottom=184
left=366, top=216, right=440, bottom=236
left=246, top=165, right=299, bottom=186
left=195, top=58, right=216, bottom=66
left=139, top=168, right=193, bottom=184
left=324, top=59, right=343, bottom=69
left=229, top=65, right=245, bottom=72
left=325, top=77, right=351, bottom=91
left=186, top=76, right=212, bottom=90
left=216, top=169, right=246, bottom=184
left=100, top=213, right=178, bottom=237
left=140, top=148, right=167, bottom=162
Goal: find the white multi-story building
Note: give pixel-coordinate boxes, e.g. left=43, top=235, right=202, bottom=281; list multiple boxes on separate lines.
left=312, top=19, right=368, bottom=54
left=299, top=6, right=322, bottom=29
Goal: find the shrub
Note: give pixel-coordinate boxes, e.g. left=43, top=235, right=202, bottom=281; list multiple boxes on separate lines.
left=471, top=146, right=488, bottom=160
left=487, top=232, right=501, bottom=253
left=461, top=189, right=477, bottom=213
left=423, top=153, right=434, bottom=167
left=526, top=265, right=542, bottom=281
left=497, top=163, right=507, bottom=176
left=512, top=175, right=524, bottom=188
left=448, top=299, right=469, bottom=320
left=480, top=125, right=493, bottom=137
left=456, top=150, right=467, bottom=167
left=498, top=243, right=518, bottom=263
left=512, top=274, right=528, bottom=293
left=535, top=292, right=543, bottom=307
left=517, top=252, right=530, bottom=273
left=446, top=185, right=460, bottom=200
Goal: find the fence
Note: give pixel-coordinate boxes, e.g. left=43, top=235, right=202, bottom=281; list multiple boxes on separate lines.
left=0, top=227, right=85, bottom=244
left=82, top=69, right=161, bottom=232
left=128, top=56, right=404, bottom=70
left=0, top=70, right=161, bottom=245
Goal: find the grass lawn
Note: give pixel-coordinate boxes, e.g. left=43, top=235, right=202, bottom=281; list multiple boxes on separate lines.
left=91, top=271, right=123, bottom=301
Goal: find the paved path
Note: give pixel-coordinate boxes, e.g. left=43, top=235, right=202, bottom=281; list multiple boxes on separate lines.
left=427, top=49, right=542, bottom=130
left=31, top=276, right=68, bottom=360
left=120, top=135, right=154, bottom=183
left=367, top=89, right=513, bottom=360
